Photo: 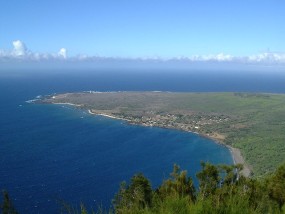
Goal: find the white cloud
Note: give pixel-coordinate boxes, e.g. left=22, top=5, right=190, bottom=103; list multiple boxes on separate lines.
left=1, top=40, right=285, bottom=65
left=58, top=48, right=67, bottom=59
left=0, top=40, right=68, bottom=61
left=175, top=52, right=285, bottom=64
left=248, top=52, right=285, bottom=63
left=187, top=53, right=234, bottom=62
left=12, top=40, right=27, bottom=56
left=215, top=53, right=233, bottom=61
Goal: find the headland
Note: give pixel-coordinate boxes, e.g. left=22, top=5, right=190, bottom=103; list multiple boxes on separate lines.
left=38, top=91, right=285, bottom=177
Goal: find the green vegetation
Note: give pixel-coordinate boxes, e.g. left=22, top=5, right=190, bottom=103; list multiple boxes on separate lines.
left=0, top=190, right=18, bottom=214
left=112, top=163, right=285, bottom=214
left=4, top=163, right=284, bottom=213
left=42, top=92, right=285, bottom=176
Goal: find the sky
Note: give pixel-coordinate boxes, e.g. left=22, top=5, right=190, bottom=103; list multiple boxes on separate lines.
left=0, top=0, right=285, bottom=67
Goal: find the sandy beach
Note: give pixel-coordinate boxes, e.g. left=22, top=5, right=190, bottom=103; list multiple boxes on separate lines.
left=227, top=146, right=251, bottom=177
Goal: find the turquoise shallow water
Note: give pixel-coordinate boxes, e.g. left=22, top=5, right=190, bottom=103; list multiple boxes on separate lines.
left=4, top=69, right=281, bottom=213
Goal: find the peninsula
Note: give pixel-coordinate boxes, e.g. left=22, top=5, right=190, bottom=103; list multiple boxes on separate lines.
left=39, top=92, right=285, bottom=177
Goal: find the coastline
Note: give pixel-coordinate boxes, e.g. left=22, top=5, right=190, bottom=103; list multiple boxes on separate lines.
left=46, top=98, right=251, bottom=177
left=36, top=91, right=285, bottom=177
left=227, top=146, right=251, bottom=177
left=198, top=133, right=251, bottom=177
left=86, top=108, right=251, bottom=177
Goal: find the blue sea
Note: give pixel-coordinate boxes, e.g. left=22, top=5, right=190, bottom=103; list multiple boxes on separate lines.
left=1, top=69, right=285, bottom=213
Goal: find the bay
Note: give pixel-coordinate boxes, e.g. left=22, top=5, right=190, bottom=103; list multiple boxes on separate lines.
left=2, top=69, right=284, bottom=213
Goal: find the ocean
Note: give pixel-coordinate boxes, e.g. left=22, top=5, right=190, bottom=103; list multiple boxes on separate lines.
left=1, top=69, right=285, bottom=213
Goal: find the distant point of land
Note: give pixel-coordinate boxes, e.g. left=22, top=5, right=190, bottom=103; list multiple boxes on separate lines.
left=39, top=91, right=285, bottom=177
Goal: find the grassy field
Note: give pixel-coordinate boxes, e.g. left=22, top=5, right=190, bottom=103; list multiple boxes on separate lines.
left=42, top=92, right=285, bottom=177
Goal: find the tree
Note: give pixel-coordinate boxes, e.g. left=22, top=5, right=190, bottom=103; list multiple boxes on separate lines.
left=158, top=164, right=196, bottom=202
left=113, top=173, right=152, bottom=212
left=268, top=163, right=285, bottom=208
left=196, top=162, right=220, bottom=198
left=128, top=173, right=153, bottom=208
left=1, top=190, right=18, bottom=214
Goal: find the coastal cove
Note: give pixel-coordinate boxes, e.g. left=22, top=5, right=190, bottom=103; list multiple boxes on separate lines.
left=41, top=91, right=285, bottom=178
left=1, top=70, right=285, bottom=213
left=91, top=109, right=246, bottom=178
left=85, top=105, right=248, bottom=176
left=2, top=102, right=234, bottom=214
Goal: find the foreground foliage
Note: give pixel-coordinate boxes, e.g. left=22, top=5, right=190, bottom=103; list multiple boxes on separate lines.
left=2, top=163, right=285, bottom=214
left=112, top=163, right=285, bottom=214
left=0, top=190, right=18, bottom=214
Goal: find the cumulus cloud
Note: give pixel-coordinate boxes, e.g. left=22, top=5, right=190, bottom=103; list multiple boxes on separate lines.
left=174, top=52, right=285, bottom=64
left=248, top=52, right=285, bottom=63
left=12, top=40, right=27, bottom=56
left=1, top=40, right=285, bottom=65
left=0, top=40, right=68, bottom=61
left=187, top=53, right=234, bottom=62
left=58, top=48, right=67, bottom=59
